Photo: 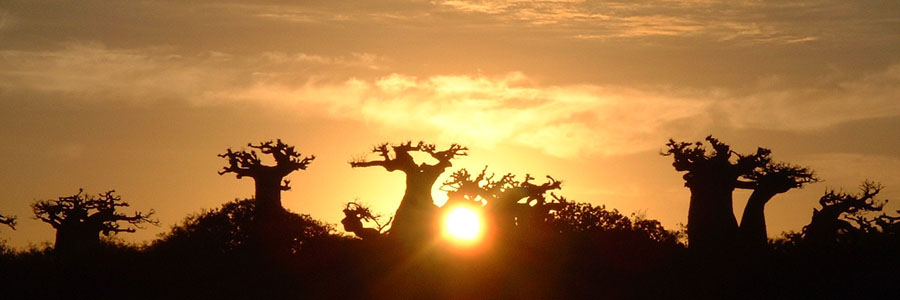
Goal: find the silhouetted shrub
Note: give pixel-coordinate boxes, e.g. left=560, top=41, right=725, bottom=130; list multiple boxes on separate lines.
left=154, top=198, right=335, bottom=256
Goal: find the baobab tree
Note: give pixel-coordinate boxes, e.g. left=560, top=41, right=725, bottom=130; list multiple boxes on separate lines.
left=218, top=139, right=315, bottom=218
left=802, top=181, right=886, bottom=245
left=664, top=136, right=815, bottom=250
left=738, top=162, right=816, bottom=248
left=350, top=141, right=467, bottom=242
left=32, top=189, right=157, bottom=253
left=218, top=139, right=316, bottom=254
left=341, top=201, right=391, bottom=240
left=442, top=167, right=566, bottom=234
left=0, top=213, right=15, bottom=230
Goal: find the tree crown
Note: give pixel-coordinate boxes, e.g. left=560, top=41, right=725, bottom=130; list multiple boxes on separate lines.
left=32, top=189, right=157, bottom=235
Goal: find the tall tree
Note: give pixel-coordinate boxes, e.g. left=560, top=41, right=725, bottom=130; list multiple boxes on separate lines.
left=738, top=163, right=816, bottom=248
left=350, top=141, right=467, bottom=242
left=32, top=189, right=156, bottom=253
left=0, top=213, right=15, bottom=230
left=219, top=139, right=316, bottom=255
left=664, top=136, right=815, bottom=250
left=219, top=139, right=315, bottom=218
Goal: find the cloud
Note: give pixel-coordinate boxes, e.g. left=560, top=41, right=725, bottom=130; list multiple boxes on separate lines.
left=0, top=43, right=385, bottom=102
left=203, top=71, right=715, bottom=157
left=435, top=0, right=899, bottom=44
left=713, top=65, right=900, bottom=130
left=2, top=43, right=897, bottom=158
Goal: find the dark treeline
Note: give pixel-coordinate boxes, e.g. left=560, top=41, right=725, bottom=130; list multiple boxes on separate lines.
left=0, top=137, right=898, bottom=299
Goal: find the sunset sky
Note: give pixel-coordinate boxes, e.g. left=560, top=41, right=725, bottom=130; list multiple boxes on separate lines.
left=1, top=0, right=898, bottom=248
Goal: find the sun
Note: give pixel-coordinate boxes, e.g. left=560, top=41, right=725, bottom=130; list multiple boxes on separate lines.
left=443, top=206, right=483, bottom=243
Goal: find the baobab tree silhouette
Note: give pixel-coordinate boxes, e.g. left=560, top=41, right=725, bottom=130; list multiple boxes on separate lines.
left=340, top=201, right=391, bottom=240
left=218, top=139, right=316, bottom=254
left=442, top=167, right=566, bottom=235
left=219, top=139, right=315, bottom=218
left=664, top=136, right=816, bottom=250
left=0, top=213, right=15, bottom=230
left=802, top=181, right=887, bottom=245
left=350, top=141, right=467, bottom=243
left=31, top=189, right=157, bottom=254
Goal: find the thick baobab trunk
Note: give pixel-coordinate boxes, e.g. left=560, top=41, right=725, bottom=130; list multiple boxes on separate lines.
left=250, top=176, right=293, bottom=256
left=739, top=191, right=776, bottom=248
left=253, top=175, right=286, bottom=218
left=687, top=186, right=739, bottom=250
left=390, top=172, right=440, bottom=242
left=55, top=225, right=102, bottom=254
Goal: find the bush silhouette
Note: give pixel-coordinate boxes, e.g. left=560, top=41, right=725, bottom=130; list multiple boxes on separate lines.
left=155, top=198, right=335, bottom=256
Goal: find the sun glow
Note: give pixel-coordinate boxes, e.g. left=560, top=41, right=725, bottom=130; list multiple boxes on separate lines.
left=443, top=206, right=483, bottom=243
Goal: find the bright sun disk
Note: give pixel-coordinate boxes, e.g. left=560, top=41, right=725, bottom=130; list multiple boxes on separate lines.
left=444, top=206, right=483, bottom=242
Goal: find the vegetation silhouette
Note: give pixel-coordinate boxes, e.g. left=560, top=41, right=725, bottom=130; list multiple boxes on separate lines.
left=340, top=201, right=391, bottom=240
left=31, top=189, right=157, bottom=255
left=801, top=181, right=891, bottom=246
left=218, top=139, right=316, bottom=257
left=442, top=166, right=567, bottom=237
left=664, top=136, right=817, bottom=251
left=350, top=141, right=467, bottom=244
left=0, top=213, right=15, bottom=230
left=154, top=198, right=335, bottom=255
left=0, top=136, right=897, bottom=298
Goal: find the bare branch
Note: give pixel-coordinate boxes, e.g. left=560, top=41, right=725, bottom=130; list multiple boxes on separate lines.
left=219, top=139, right=315, bottom=178
left=425, top=143, right=468, bottom=164
left=0, top=213, right=16, bottom=230
left=33, top=189, right=158, bottom=238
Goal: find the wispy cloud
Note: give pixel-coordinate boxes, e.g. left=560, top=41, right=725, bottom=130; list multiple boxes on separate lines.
left=435, top=0, right=897, bottom=44
left=2, top=43, right=897, bottom=158
left=208, top=72, right=711, bottom=157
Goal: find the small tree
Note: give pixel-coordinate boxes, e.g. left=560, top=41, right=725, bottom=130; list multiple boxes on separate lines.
left=32, top=189, right=157, bottom=253
left=0, top=213, right=15, bottom=230
left=341, top=201, right=391, bottom=240
left=802, top=181, right=886, bottom=245
left=218, top=139, right=315, bottom=218
left=350, top=141, right=466, bottom=242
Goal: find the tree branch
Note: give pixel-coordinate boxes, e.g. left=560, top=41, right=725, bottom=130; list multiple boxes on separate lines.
left=0, top=213, right=16, bottom=230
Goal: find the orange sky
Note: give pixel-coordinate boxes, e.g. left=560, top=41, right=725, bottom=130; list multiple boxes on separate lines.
left=1, top=0, right=898, bottom=248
